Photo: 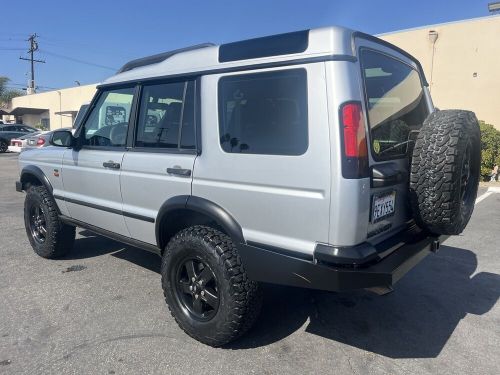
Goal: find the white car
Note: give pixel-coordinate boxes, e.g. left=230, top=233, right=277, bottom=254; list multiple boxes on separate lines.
left=8, top=133, right=41, bottom=153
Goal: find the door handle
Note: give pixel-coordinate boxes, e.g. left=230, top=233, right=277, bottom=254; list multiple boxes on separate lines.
left=167, top=167, right=191, bottom=177
left=103, top=161, right=121, bottom=169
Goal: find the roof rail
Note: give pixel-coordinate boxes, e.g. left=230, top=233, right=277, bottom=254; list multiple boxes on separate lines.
left=117, top=43, right=216, bottom=74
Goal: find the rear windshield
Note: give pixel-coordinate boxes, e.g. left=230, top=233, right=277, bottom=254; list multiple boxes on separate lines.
left=360, top=49, right=428, bottom=160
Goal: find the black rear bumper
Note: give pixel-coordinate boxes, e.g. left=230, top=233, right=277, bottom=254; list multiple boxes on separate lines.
left=238, top=227, right=447, bottom=292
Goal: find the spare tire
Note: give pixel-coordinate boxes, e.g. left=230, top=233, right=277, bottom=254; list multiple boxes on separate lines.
left=410, top=110, right=480, bottom=235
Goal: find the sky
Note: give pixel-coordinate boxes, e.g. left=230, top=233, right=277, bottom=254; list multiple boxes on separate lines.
left=0, top=0, right=496, bottom=91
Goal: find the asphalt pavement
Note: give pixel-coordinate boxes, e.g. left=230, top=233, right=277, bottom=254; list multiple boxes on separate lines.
left=0, top=152, right=498, bottom=374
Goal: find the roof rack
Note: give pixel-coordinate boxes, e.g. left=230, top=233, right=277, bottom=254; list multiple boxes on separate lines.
left=117, top=43, right=216, bottom=74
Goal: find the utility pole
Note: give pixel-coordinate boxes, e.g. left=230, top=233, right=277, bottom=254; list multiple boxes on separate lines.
left=19, top=33, right=45, bottom=94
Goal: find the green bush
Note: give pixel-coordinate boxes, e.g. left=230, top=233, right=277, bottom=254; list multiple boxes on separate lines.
left=479, top=121, right=500, bottom=177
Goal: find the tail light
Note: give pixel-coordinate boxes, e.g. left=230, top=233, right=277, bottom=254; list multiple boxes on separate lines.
left=340, top=101, right=369, bottom=179
left=36, top=137, right=45, bottom=146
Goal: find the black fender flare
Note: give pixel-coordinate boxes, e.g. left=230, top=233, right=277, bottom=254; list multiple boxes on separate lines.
left=155, top=195, right=245, bottom=249
left=20, top=165, right=53, bottom=193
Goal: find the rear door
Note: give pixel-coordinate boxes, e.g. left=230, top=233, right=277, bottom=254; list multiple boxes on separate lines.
left=120, top=80, right=197, bottom=245
left=356, top=40, right=431, bottom=241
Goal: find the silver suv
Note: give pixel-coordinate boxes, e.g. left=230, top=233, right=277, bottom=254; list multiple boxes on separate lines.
left=16, top=26, right=480, bottom=346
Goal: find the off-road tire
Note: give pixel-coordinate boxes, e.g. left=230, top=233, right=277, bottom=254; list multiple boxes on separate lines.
left=161, top=225, right=262, bottom=347
left=24, top=185, right=75, bottom=258
left=410, top=110, right=480, bottom=235
left=0, top=139, right=8, bottom=153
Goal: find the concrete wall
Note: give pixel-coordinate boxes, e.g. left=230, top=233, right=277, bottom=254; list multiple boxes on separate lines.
left=379, top=15, right=500, bottom=129
left=6, top=84, right=97, bottom=129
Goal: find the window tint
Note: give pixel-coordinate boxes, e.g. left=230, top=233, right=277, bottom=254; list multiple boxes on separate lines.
left=82, top=87, right=134, bottom=147
left=360, top=49, right=428, bottom=159
left=218, top=69, right=307, bottom=155
left=136, top=81, right=195, bottom=149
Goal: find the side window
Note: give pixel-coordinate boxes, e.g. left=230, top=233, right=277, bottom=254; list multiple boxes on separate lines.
left=82, top=87, right=135, bottom=147
left=360, top=49, right=428, bottom=159
left=136, top=81, right=195, bottom=149
left=218, top=69, right=308, bottom=155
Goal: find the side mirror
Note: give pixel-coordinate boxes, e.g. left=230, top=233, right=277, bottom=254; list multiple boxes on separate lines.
left=50, top=129, right=75, bottom=148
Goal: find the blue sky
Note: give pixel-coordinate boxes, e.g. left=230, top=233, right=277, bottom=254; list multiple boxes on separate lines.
left=1, top=0, right=495, bottom=90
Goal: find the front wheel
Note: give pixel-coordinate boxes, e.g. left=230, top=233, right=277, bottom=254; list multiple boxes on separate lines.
left=24, top=185, right=75, bottom=258
left=161, top=226, right=262, bottom=347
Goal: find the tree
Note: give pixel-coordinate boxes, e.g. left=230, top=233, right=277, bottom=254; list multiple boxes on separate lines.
left=479, top=120, right=500, bottom=177
left=0, top=76, right=24, bottom=109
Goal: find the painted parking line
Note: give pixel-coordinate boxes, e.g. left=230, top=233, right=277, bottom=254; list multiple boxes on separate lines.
left=475, top=186, right=500, bottom=205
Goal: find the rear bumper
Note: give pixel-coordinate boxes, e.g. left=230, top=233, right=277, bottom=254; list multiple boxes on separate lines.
left=238, top=227, right=447, bottom=292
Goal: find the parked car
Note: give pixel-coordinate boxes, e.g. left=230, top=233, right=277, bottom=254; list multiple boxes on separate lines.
left=8, top=133, right=42, bottom=153
left=0, top=124, right=38, bottom=153
left=16, top=26, right=480, bottom=346
left=22, top=129, right=72, bottom=151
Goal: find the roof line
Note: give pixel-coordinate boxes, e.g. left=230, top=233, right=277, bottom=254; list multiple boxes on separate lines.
left=377, top=13, right=500, bottom=36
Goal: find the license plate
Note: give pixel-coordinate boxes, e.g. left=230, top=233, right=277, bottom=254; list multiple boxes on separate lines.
left=29, top=140, right=35, bottom=145
left=371, top=191, right=396, bottom=223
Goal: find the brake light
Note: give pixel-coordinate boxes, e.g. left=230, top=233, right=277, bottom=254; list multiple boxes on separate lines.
left=340, top=101, right=369, bottom=179
left=36, top=137, right=45, bottom=146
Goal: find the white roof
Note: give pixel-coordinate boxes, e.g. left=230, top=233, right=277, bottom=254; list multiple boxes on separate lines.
left=102, top=26, right=357, bottom=85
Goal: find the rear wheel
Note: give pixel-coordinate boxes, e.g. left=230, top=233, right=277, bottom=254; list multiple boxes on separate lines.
left=24, top=185, right=75, bottom=258
left=410, top=110, right=480, bottom=235
left=161, top=225, right=262, bottom=347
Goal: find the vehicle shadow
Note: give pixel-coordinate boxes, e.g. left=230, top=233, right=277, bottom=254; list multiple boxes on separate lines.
left=64, top=232, right=500, bottom=358
left=64, top=229, right=161, bottom=273
left=227, top=245, right=499, bottom=358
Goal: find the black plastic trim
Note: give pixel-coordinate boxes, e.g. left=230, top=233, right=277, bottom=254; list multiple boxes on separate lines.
left=20, top=165, right=53, bottom=193
left=155, top=195, right=244, bottom=248
left=371, top=163, right=405, bottom=188
left=54, top=195, right=155, bottom=223
left=97, top=54, right=357, bottom=90
left=59, top=215, right=160, bottom=254
left=314, top=242, right=379, bottom=266
left=246, top=241, right=313, bottom=261
left=238, top=232, right=446, bottom=292
left=219, top=30, right=309, bottom=63
left=15, top=181, right=22, bottom=192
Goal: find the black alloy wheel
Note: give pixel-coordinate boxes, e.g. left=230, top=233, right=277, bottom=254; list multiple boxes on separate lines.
left=173, top=257, right=220, bottom=321
left=29, top=204, right=47, bottom=244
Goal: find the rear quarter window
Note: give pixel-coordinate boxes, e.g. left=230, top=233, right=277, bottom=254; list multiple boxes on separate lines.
left=360, top=49, right=429, bottom=160
left=218, top=69, right=308, bottom=156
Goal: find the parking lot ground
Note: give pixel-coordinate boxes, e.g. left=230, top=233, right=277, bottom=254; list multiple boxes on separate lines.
left=0, top=152, right=499, bottom=375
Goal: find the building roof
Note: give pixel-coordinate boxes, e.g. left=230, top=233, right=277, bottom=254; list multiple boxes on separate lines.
left=377, top=14, right=500, bottom=36
left=9, top=107, right=49, bottom=116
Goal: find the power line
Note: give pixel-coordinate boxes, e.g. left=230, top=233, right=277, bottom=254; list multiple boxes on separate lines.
left=39, top=49, right=117, bottom=71
left=0, top=47, right=25, bottom=51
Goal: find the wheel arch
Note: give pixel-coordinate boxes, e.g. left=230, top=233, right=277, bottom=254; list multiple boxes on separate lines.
left=155, top=196, right=245, bottom=251
left=20, top=165, right=53, bottom=193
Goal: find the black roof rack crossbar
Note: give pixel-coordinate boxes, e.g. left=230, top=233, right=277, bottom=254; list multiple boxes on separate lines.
left=117, top=43, right=216, bottom=74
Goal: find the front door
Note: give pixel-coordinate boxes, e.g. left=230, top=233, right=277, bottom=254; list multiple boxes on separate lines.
left=62, top=86, right=135, bottom=236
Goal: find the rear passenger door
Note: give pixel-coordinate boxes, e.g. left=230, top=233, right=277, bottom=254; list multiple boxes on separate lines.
left=120, top=80, right=197, bottom=245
